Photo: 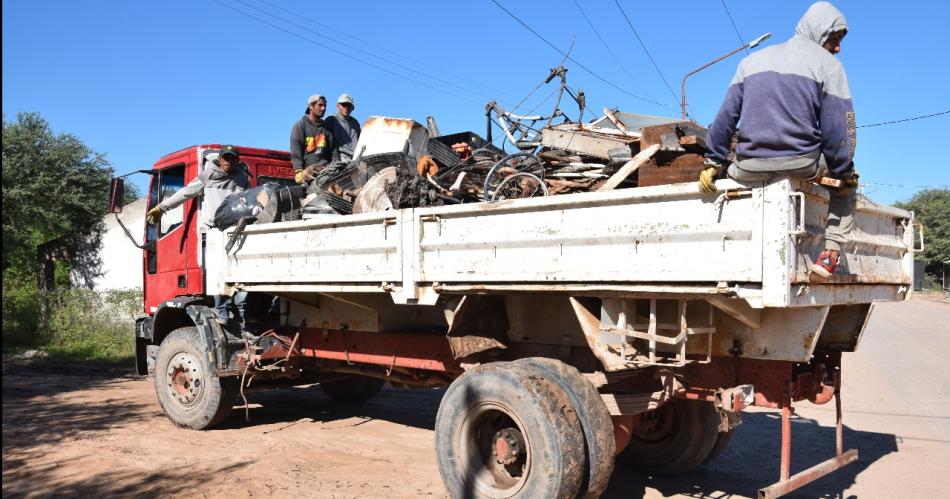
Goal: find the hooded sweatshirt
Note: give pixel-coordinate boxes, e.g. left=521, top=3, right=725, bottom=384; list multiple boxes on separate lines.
left=158, top=156, right=250, bottom=231
left=289, top=115, right=334, bottom=170
left=706, top=1, right=856, bottom=177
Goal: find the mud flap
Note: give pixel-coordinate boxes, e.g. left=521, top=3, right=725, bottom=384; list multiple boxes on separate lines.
left=445, top=295, right=510, bottom=359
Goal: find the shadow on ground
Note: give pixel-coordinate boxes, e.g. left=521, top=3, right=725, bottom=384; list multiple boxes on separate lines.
left=604, top=411, right=900, bottom=499
left=219, top=384, right=446, bottom=432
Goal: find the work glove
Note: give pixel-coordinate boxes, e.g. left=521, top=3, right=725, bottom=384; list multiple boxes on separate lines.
left=839, top=170, right=859, bottom=195
left=294, top=165, right=318, bottom=184
left=146, top=206, right=164, bottom=224
left=698, top=159, right=722, bottom=194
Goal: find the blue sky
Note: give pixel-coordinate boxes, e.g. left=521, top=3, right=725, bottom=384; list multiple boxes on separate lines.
left=3, top=0, right=948, bottom=204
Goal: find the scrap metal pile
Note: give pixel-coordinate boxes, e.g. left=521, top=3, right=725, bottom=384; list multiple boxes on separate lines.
left=299, top=67, right=711, bottom=216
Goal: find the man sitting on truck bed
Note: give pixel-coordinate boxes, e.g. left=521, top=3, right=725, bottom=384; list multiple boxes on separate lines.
left=146, top=145, right=251, bottom=333
left=700, top=1, right=859, bottom=277
left=291, top=94, right=335, bottom=185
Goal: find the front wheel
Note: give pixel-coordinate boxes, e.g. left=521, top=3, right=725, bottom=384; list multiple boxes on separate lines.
left=435, top=362, right=586, bottom=499
left=153, top=327, right=238, bottom=430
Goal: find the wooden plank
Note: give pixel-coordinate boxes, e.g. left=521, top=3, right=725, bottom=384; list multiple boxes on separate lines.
left=598, top=144, right=660, bottom=192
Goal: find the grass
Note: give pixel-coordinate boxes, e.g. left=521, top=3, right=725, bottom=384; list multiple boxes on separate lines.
left=2, top=285, right=142, bottom=365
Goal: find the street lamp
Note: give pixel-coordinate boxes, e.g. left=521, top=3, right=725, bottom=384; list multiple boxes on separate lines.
left=681, top=32, right=771, bottom=120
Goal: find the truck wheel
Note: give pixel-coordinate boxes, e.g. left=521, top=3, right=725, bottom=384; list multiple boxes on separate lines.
left=320, top=375, right=385, bottom=404
left=514, top=357, right=615, bottom=498
left=153, top=327, right=238, bottom=430
left=435, top=363, right=586, bottom=499
left=618, top=398, right=719, bottom=475
left=704, top=427, right=736, bottom=464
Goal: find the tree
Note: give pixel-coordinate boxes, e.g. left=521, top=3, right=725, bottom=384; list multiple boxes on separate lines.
left=2, top=112, right=115, bottom=286
left=895, top=188, right=950, bottom=277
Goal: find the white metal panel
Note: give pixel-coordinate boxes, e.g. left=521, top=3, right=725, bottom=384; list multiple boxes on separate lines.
left=224, top=214, right=401, bottom=284
left=791, top=182, right=912, bottom=285
left=415, top=182, right=763, bottom=283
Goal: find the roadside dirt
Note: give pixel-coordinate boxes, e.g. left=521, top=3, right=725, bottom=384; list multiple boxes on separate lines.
left=3, top=297, right=948, bottom=498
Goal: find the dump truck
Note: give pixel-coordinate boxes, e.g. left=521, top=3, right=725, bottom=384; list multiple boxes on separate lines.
left=111, top=124, right=921, bottom=498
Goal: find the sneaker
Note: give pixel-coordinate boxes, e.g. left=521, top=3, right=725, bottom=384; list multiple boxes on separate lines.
left=810, top=251, right=839, bottom=277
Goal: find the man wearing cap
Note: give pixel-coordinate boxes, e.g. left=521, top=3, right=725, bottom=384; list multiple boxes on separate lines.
left=701, top=1, right=859, bottom=277
left=290, top=94, right=335, bottom=184
left=145, top=145, right=251, bottom=331
left=325, top=93, right=362, bottom=163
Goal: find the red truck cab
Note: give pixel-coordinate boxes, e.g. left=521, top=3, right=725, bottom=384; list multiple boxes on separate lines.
left=142, top=144, right=294, bottom=313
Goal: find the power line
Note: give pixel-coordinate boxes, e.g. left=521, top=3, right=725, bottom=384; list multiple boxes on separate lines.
left=861, top=181, right=947, bottom=189
left=231, top=0, right=499, bottom=105
left=857, top=110, right=950, bottom=128
left=612, top=0, right=680, bottom=106
left=489, top=0, right=671, bottom=111
left=570, top=0, right=662, bottom=106
left=211, top=0, right=472, bottom=103
left=720, top=0, right=749, bottom=55
left=253, top=0, right=520, bottom=102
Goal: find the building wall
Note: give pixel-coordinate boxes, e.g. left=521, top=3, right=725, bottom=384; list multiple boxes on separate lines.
left=93, top=198, right=147, bottom=291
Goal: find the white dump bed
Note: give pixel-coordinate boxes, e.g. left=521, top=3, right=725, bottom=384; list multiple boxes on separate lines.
left=207, top=179, right=916, bottom=308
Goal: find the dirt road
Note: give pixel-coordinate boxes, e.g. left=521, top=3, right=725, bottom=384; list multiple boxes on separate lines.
left=3, top=297, right=948, bottom=498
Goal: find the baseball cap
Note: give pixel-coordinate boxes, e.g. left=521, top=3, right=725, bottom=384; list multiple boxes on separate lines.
left=337, top=93, right=354, bottom=106
left=220, top=145, right=239, bottom=158
left=305, top=94, right=325, bottom=114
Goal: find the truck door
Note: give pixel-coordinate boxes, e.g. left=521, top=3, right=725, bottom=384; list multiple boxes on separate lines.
left=143, top=162, right=199, bottom=312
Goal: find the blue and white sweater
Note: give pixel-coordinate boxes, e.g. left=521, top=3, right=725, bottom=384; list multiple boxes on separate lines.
left=706, top=1, right=856, bottom=178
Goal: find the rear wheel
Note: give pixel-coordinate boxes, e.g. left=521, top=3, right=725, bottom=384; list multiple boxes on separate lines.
left=319, top=375, right=385, bottom=404
left=514, top=357, right=615, bottom=498
left=435, top=362, right=586, bottom=499
left=154, top=327, right=238, bottom=430
left=618, top=398, right=720, bottom=475
left=704, top=426, right=736, bottom=464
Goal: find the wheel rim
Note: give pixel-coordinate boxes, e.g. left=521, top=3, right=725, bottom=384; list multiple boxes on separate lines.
left=632, top=402, right=679, bottom=444
left=459, top=402, right=531, bottom=498
left=164, top=351, right=205, bottom=408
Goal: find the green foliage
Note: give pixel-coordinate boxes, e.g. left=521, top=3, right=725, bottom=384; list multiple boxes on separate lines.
left=2, top=112, right=114, bottom=280
left=39, top=288, right=142, bottom=362
left=2, top=282, right=142, bottom=363
left=895, top=188, right=950, bottom=276
left=1, top=276, right=42, bottom=347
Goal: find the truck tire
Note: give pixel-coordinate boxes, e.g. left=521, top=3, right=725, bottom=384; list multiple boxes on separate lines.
left=704, top=427, right=736, bottom=464
left=153, top=327, right=238, bottom=430
left=514, top=357, right=615, bottom=498
left=320, top=375, right=385, bottom=404
left=618, top=398, right=720, bottom=475
left=435, top=362, right=586, bottom=499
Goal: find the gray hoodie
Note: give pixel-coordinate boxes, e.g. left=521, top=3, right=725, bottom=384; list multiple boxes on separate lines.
left=158, top=156, right=250, bottom=231
left=706, top=1, right=856, bottom=177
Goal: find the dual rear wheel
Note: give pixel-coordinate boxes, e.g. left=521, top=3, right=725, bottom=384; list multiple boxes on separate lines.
left=435, top=359, right=615, bottom=499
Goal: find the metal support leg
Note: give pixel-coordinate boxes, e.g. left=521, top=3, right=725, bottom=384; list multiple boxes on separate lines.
left=758, top=373, right=859, bottom=499
left=780, top=384, right=792, bottom=482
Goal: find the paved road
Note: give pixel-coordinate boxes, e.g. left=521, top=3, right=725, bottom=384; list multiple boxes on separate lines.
left=2, top=296, right=948, bottom=498
left=608, top=296, right=950, bottom=498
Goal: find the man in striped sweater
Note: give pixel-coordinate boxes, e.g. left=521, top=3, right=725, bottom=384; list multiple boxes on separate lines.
left=702, top=1, right=859, bottom=277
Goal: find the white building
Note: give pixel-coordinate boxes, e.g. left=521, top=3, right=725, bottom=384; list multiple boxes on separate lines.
left=92, top=198, right=146, bottom=291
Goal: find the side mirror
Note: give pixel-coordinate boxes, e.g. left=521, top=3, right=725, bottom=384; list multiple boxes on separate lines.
left=109, top=178, right=125, bottom=214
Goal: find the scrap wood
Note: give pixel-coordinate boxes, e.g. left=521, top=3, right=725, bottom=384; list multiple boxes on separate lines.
left=545, top=178, right=598, bottom=195
left=598, top=144, right=660, bottom=191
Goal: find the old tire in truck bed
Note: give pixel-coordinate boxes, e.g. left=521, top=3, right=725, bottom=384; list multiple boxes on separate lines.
left=435, top=362, right=586, bottom=499
left=153, top=327, right=238, bottom=430
left=319, top=375, right=385, bottom=404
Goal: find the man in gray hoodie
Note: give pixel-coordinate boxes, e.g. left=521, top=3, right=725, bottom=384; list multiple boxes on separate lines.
left=702, top=1, right=859, bottom=277
left=325, top=93, right=361, bottom=162
left=146, top=145, right=251, bottom=330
